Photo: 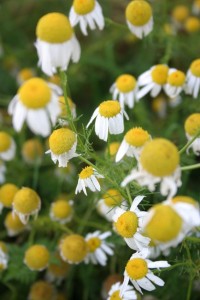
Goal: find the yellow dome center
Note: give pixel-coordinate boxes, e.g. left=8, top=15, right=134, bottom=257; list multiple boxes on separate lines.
left=99, top=101, right=121, bottom=118
left=126, top=258, right=148, bottom=280
left=60, top=234, right=88, bottom=263
left=18, top=68, right=34, bottom=82
left=36, top=12, right=73, bottom=43
left=24, top=245, right=50, bottom=270
left=103, top=189, right=123, bottom=207
left=116, top=74, right=137, bottom=93
left=145, top=204, right=183, bottom=242
left=171, top=195, right=197, bottom=207
left=29, top=281, right=54, bottom=300
left=185, top=17, right=200, bottom=33
left=190, top=59, right=200, bottom=77
left=22, top=139, right=43, bottom=162
left=49, top=128, right=76, bottom=155
left=0, top=132, right=11, bottom=152
left=125, top=127, right=150, bottom=147
left=51, top=200, right=72, bottom=219
left=151, top=65, right=169, bottom=85
left=184, top=113, right=200, bottom=136
left=108, top=142, right=120, bottom=156
left=79, top=166, right=94, bottom=179
left=87, top=237, right=101, bottom=252
left=73, top=0, right=95, bottom=15
left=18, top=78, right=51, bottom=109
left=0, top=183, right=19, bottom=208
left=110, top=290, right=121, bottom=300
left=167, top=70, right=185, bottom=86
left=152, top=96, right=166, bottom=112
left=140, top=138, right=179, bottom=177
left=126, top=0, right=152, bottom=26
left=13, top=187, right=40, bottom=214
left=172, top=5, right=189, bottom=22
left=59, top=96, right=75, bottom=118
left=5, top=212, right=25, bottom=232
left=115, top=211, right=138, bottom=238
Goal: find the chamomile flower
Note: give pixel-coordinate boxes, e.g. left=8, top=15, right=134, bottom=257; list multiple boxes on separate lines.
left=0, top=161, right=6, bottom=184
left=101, top=274, right=124, bottom=300
left=50, top=199, right=74, bottom=224
left=16, top=68, right=35, bottom=85
left=116, top=127, right=151, bottom=162
left=184, top=17, right=200, bottom=33
left=46, top=128, right=78, bottom=167
left=186, top=58, right=200, bottom=98
left=75, top=166, right=103, bottom=195
left=108, top=281, right=137, bottom=300
left=84, top=231, right=114, bottom=266
left=35, top=12, right=81, bottom=76
left=24, top=244, right=50, bottom=271
left=192, top=0, right=200, bottom=15
left=87, top=100, right=128, bottom=142
left=0, top=131, right=16, bottom=161
left=58, top=96, right=76, bottom=126
left=123, top=251, right=170, bottom=294
left=8, top=78, right=61, bottom=137
left=12, top=187, right=41, bottom=224
left=0, top=241, right=9, bottom=271
left=184, top=113, right=200, bottom=155
left=164, top=69, right=186, bottom=98
left=152, top=95, right=167, bottom=118
left=69, top=0, right=105, bottom=36
left=121, top=138, right=182, bottom=200
left=0, top=183, right=19, bottom=213
left=125, top=0, right=153, bottom=39
left=113, top=196, right=150, bottom=251
left=171, top=5, right=189, bottom=30
left=110, top=74, right=138, bottom=109
left=28, top=281, right=56, bottom=300
left=22, top=138, right=44, bottom=164
left=4, top=211, right=26, bottom=237
left=107, top=142, right=121, bottom=158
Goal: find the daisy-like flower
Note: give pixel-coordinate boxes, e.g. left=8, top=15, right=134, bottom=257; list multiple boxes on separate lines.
left=184, top=113, right=200, bottom=155
left=164, top=69, right=186, bottom=98
left=4, top=211, right=26, bottom=237
left=0, top=161, right=6, bottom=184
left=125, top=0, right=153, bottom=39
left=184, top=16, right=200, bottom=33
left=58, top=96, right=76, bottom=126
left=46, top=128, right=78, bottom=167
left=50, top=198, right=74, bottom=224
left=16, top=68, right=35, bottom=85
left=69, top=0, right=105, bottom=36
left=84, top=231, right=114, bottom=266
left=116, top=127, right=151, bottom=162
left=110, top=74, right=138, bottom=109
left=87, top=100, right=129, bottom=142
left=28, top=281, right=56, bottom=300
left=107, top=142, right=121, bottom=159
left=8, top=78, right=61, bottom=137
left=113, top=196, right=150, bottom=251
left=22, top=139, right=44, bottom=164
left=152, top=95, right=167, bottom=118
left=0, top=131, right=16, bottom=161
left=0, top=241, right=9, bottom=271
left=75, top=166, right=103, bottom=195
left=35, top=12, right=81, bottom=76
left=171, top=5, right=189, bottom=31
left=24, top=244, right=50, bottom=271
left=186, top=58, right=200, bottom=98
left=137, top=65, right=169, bottom=99
left=121, top=138, right=182, bottom=200
left=108, top=281, right=137, bottom=300
left=192, top=0, right=200, bottom=15
left=123, top=251, right=170, bottom=294
left=0, top=183, right=19, bottom=213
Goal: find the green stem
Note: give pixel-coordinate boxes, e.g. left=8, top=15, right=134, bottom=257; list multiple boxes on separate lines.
left=32, top=161, right=40, bottom=190
left=179, top=130, right=200, bottom=155
left=186, top=274, right=193, bottom=300
left=75, top=215, right=109, bottom=232
left=125, top=187, right=132, bottom=206
left=105, top=17, right=127, bottom=30
left=181, top=163, right=200, bottom=171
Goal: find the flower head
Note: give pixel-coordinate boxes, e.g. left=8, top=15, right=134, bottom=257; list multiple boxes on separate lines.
left=184, top=113, right=200, bottom=155
left=28, top=281, right=55, bottom=300
left=184, top=16, right=200, bottom=33
left=4, top=211, right=26, bottom=237
left=50, top=198, right=73, bottom=224
left=164, top=69, right=186, bottom=98
left=58, top=96, right=76, bottom=125
left=0, top=131, right=16, bottom=161
left=0, top=241, right=9, bottom=271
left=0, top=183, right=19, bottom=212
left=108, top=281, right=137, bottom=300
left=22, top=138, right=44, bottom=164
left=107, top=142, right=121, bottom=159
left=186, top=58, right=200, bottom=98
left=24, top=244, right=50, bottom=271
left=16, top=68, right=35, bottom=85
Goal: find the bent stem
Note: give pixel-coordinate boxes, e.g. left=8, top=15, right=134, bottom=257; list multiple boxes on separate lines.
left=179, top=130, right=200, bottom=155
left=181, top=163, right=200, bottom=171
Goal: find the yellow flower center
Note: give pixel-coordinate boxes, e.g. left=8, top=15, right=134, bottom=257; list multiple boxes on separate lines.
left=152, top=96, right=166, bottom=112
left=167, top=70, right=185, bottom=87
left=48, top=74, right=61, bottom=86
left=116, top=74, right=137, bottom=93
left=108, top=142, right=120, bottom=156
left=24, top=245, right=50, bottom=270
left=0, top=132, right=11, bottom=152
left=190, top=59, right=200, bottom=77
left=125, top=127, right=150, bottom=147
left=29, top=281, right=54, bottom=300
left=99, top=101, right=121, bottom=118
left=172, top=196, right=198, bottom=207
left=18, top=78, right=51, bottom=109
left=73, top=0, right=95, bottom=15
left=60, top=234, right=88, bottom=263
left=0, top=183, right=19, bottom=208
left=172, top=5, right=189, bottom=22
left=185, top=17, right=200, bottom=33
left=49, top=128, right=76, bottom=155
left=103, top=189, right=123, bottom=207
left=0, top=241, right=8, bottom=254
left=145, top=204, right=183, bottom=242
left=151, top=65, right=169, bottom=85
left=115, top=211, right=138, bottom=238
left=51, top=200, right=72, bottom=219
left=13, top=187, right=40, bottom=214
left=126, top=0, right=152, bottom=26
left=22, top=139, right=43, bottom=162
left=126, top=258, right=148, bottom=280
left=110, top=290, right=121, bottom=300
left=140, top=138, right=179, bottom=177
left=18, top=68, right=34, bottom=82
left=87, top=237, right=101, bottom=252
left=59, top=96, right=75, bottom=118
left=79, top=166, right=94, bottom=179
left=5, top=211, right=25, bottom=232
left=48, top=253, right=69, bottom=277
left=36, top=12, right=73, bottom=43
left=184, top=113, right=200, bottom=136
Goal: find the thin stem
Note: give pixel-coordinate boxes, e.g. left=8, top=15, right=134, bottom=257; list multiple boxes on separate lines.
left=186, top=274, right=194, bottom=300
left=179, top=130, right=200, bottom=155
left=181, top=163, right=200, bottom=171
left=32, top=161, right=40, bottom=190
left=125, top=187, right=132, bottom=206
left=105, top=17, right=127, bottom=30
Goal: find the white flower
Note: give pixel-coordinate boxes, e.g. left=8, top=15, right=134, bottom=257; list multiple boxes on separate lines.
left=184, top=113, right=200, bottom=155
left=84, top=231, right=114, bottom=266
left=87, top=100, right=128, bottom=142
left=75, top=166, right=103, bottom=195
left=164, top=68, right=186, bottom=98
left=69, top=0, right=104, bottom=35
left=0, top=242, right=9, bottom=271
left=35, top=12, right=80, bottom=76
left=0, top=161, right=6, bottom=184
left=50, top=199, right=74, bottom=224
left=108, top=281, right=137, bottom=300
left=185, top=58, right=200, bottom=98
left=0, top=132, right=16, bottom=161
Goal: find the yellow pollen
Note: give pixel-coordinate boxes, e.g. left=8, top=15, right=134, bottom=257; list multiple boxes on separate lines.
left=29, top=281, right=54, bottom=300
left=73, top=0, right=95, bottom=15
left=190, top=59, right=200, bottom=77
left=126, top=258, right=148, bottom=280
left=79, top=166, right=94, bottom=179
left=108, top=142, right=120, bottom=156
left=185, top=17, right=200, bottom=33
left=125, top=127, right=150, bottom=147
left=60, top=234, right=88, bottom=263
left=167, top=70, right=185, bottom=86
left=151, top=65, right=169, bottom=85
left=115, top=211, right=138, bottom=238
left=13, top=187, right=40, bottom=215
left=99, top=101, right=121, bottom=118
left=0, top=241, right=8, bottom=254
left=0, top=132, right=11, bottom=152
left=59, top=96, right=75, bottom=117
left=184, top=113, right=200, bottom=136
left=103, top=189, right=123, bottom=207
left=48, top=252, right=69, bottom=277
left=0, top=183, right=19, bottom=208
left=49, top=128, right=76, bottom=155
left=18, top=78, right=51, bottom=109
left=116, top=74, right=137, bottom=93
left=24, top=245, right=50, bottom=271
left=4, top=211, right=25, bottom=232
left=22, top=139, right=43, bottom=162
left=140, top=138, right=179, bottom=177
left=144, top=204, right=183, bottom=243
left=172, top=5, right=189, bottom=23
left=172, top=196, right=198, bottom=207
left=51, top=200, right=72, bottom=219
left=18, top=68, right=34, bottom=82
left=87, top=237, right=101, bottom=252
left=126, top=0, right=152, bottom=26
left=36, top=12, right=73, bottom=43
left=110, top=290, right=121, bottom=300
